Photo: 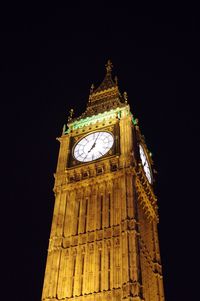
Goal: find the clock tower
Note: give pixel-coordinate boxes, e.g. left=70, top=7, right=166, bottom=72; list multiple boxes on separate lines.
left=41, top=61, right=165, bottom=301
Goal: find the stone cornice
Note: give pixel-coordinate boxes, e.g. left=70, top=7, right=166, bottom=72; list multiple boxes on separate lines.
left=48, top=217, right=140, bottom=252
left=54, top=162, right=136, bottom=192
left=42, top=287, right=121, bottom=301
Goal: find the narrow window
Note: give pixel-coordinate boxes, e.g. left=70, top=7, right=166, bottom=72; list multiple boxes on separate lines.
left=80, top=253, right=85, bottom=295
left=99, top=250, right=102, bottom=292
left=73, top=256, right=76, bottom=276
left=100, top=195, right=103, bottom=229
left=108, top=248, right=110, bottom=270
left=108, top=193, right=111, bottom=227
left=72, top=255, right=76, bottom=296
left=81, top=254, right=85, bottom=275
left=76, top=201, right=80, bottom=235
left=84, top=199, right=88, bottom=232
left=108, top=249, right=110, bottom=290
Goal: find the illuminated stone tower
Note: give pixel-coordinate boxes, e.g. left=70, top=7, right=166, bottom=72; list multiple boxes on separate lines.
left=41, top=61, right=165, bottom=301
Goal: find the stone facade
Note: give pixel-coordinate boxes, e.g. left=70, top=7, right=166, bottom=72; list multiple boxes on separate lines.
left=41, top=61, right=165, bottom=301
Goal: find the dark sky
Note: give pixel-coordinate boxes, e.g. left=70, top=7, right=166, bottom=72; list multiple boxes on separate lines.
left=1, top=4, right=199, bottom=301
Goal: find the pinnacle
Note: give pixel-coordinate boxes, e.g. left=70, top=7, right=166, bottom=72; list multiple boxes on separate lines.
left=91, top=59, right=117, bottom=94
left=105, top=59, right=113, bottom=73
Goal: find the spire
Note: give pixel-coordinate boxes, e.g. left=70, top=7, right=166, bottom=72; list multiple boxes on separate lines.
left=77, top=60, right=128, bottom=119
left=90, top=59, right=117, bottom=95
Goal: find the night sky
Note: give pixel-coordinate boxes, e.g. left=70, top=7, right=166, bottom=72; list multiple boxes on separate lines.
left=1, top=4, right=200, bottom=301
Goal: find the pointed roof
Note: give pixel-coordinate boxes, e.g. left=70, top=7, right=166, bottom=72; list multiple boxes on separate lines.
left=72, top=60, right=128, bottom=120
left=92, top=60, right=117, bottom=93
left=88, top=60, right=118, bottom=102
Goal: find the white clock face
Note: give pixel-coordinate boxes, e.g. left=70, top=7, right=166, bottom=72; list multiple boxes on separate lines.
left=139, top=144, right=152, bottom=184
left=73, top=131, right=114, bottom=162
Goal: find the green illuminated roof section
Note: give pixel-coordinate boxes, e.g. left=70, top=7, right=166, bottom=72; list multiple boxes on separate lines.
left=65, top=106, right=130, bottom=133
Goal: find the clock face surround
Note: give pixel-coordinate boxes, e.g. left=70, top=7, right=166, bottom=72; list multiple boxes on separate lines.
left=139, top=144, right=152, bottom=184
left=73, top=131, right=114, bottom=163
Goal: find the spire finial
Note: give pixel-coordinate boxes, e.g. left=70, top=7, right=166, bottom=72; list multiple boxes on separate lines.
left=67, top=108, right=74, bottom=122
left=90, top=83, right=95, bottom=94
left=105, top=59, right=113, bottom=73
left=123, top=91, right=128, bottom=103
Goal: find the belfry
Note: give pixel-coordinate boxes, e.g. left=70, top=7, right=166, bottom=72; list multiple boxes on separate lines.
left=41, top=61, right=165, bottom=301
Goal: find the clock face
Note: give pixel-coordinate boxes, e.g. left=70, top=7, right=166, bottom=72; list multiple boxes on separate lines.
left=139, top=144, right=152, bottom=184
left=73, top=131, right=114, bottom=163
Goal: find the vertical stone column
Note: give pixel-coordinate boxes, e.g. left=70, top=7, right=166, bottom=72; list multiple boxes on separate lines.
left=67, top=248, right=73, bottom=298
left=119, top=106, right=133, bottom=167
left=41, top=249, right=52, bottom=299
left=104, top=240, right=111, bottom=291
left=70, top=190, right=77, bottom=236
left=126, top=173, right=134, bottom=219
left=93, top=185, right=98, bottom=231
left=57, top=248, right=69, bottom=299
left=48, top=248, right=61, bottom=298
left=100, top=183, right=106, bottom=229
left=63, top=189, right=76, bottom=236
left=120, top=175, right=127, bottom=221
left=56, top=135, right=70, bottom=173
left=121, top=232, right=129, bottom=284
left=89, top=185, right=97, bottom=231
left=78, top=187, right=86, bottom=234
left=63, top=191, right=69, bottom=237
left=74, top=246, right=82, bottom=296
left=128, top=231, right=140, bottom=283
left=50, top=192, right=62, bottom=238
left=152, top=221, right=165, bottom=301
left=96, top=184, right=101, bottom=230
left=110, top=238, right=114, bottom=289
left=83, top=243, right=89, bottom=294
left=152, top=221, right=161, bottom=264
left=128, top=177, right=143, bottom=299
left=75, top=189, right=82, bottom=235
left=107, top=180, right=113, bottom=227
left=102, top=239, right=106, bottom=291
left=113, top=178, right=121, bottom=226
left=85, top=186, right=91, bottom=233
left=94, top=242, right=99, bottom=292
left=56, top=191, right=67, bottom=237
left=88, top=243, right=95, bottom=292
left=42, top=190, right=66, bottom=300
left=113, top=237, right=121, bottom=288
left=104, top=186, right=109, bottom=228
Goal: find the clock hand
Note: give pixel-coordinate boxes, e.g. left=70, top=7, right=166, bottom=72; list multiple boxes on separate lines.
left=88, top=144, right=95, bottom=153
left=88, top=132, right=101, bottom=153
left=94, top=132, right=101, bottom=143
